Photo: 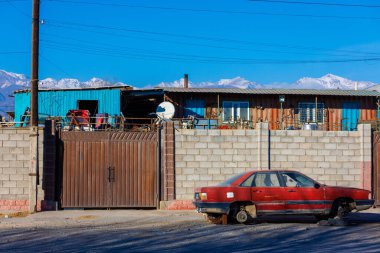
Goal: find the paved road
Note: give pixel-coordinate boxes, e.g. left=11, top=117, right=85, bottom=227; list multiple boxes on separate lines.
left=0, top=209, right=380, bottom=253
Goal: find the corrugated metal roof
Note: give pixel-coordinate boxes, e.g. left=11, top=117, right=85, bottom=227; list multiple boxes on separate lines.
left=161, top=87, right=380, bottom=97
left=14, top=85, right=131, bottom=94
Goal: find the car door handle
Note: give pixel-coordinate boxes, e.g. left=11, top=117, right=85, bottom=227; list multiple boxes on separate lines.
left=288, top=189, right=296, bottom=192
left=252, top=190, right=262, bottom=193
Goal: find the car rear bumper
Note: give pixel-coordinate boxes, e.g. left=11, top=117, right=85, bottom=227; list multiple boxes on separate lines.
left=193, top=201, right=230, bottom=214
left=355, top=200, right=375, bottom=211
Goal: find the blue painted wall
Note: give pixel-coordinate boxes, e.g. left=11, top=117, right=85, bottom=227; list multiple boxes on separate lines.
left=342, top=102, right=360, bottom=131
left=184, top=99, right=205, bottom=118
left=14, top=89, right=121, bottom=123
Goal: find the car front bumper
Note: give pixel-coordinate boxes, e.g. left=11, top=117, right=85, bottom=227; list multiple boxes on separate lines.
left=193, top=201, right=230, bottom=214
left=355, top=200, right=375, bottom=211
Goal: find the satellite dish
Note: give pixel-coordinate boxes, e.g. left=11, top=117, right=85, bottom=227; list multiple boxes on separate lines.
left=156, top=101, right=175, bottom=120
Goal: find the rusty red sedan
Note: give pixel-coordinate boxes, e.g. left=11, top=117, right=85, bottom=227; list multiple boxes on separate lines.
left=194, top=170, right=374, bottom=224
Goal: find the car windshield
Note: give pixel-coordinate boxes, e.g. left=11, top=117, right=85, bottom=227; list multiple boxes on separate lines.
left=217, top=172, right=246, bottom=186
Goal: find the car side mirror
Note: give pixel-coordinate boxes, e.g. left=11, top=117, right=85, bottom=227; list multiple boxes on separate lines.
left=314, top=183, right=321, bottom=189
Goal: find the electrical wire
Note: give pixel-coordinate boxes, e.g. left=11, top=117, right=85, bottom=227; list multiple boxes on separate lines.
left=40, top=39, right=380, bottom=64
left=46, top=0, right=380, bottom=21
left=44, top=20, right=380, bottom=57
left=249, top=0, right=380, bottom=8
left=40, top=32, right=377, bottom=58
left=0, top=51, right=28, bottom=54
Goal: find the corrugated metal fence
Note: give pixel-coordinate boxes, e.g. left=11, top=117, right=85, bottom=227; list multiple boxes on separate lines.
left=60, top=131, right=159, bottom=208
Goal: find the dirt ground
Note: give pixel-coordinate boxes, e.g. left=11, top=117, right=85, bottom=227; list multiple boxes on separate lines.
left=1, top=208, right=380, bottom=253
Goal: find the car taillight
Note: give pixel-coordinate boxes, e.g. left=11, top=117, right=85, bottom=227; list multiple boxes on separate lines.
left=200, top=192, right=207, bottom=201
left=369, top=192, right=372, bottom=199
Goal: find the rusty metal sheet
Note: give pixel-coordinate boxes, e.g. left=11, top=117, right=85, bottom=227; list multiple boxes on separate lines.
left=61, top=131, right=158, bottom=208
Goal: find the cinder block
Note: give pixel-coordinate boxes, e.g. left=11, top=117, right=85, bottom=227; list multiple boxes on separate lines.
left=182, top=155, right=195, bottom=162
left=233, top=130, right=246, bottom=136
left=232, top=155, right=246, bottom=162
left=212, top=162, right=224, bottom=168
left=195, top=155, right=209, bottom=162
left=208, top=143, right=220, bottom=149
left=0, top=188, right=10, bottom=194
left=199, top=149, right=212, bottom=155
left=232, top=143, right=245, bottom=149
left=246, top=143, right=257, bottom=149
left=199, top=162, right=212, bottom=168
left=187, top=174, right=200, bottom=181
left=225, top=149, right=236, bottom=155
left=183, top=168, right=195, bottom=175
left=208, top=130, right=221, bottom=136
left=0, top=134, right=9, bottom=141
left=274, top=155, right=287, bottom=162
left=186, top=161, right=200, bottom=167
left=208, top=168, right=221, bottom=174
left=10, top=174, right=24, bottom=181
left=221, top=155, right=233, bottom=162
left=220, top=142, right=233, bottom=149
left=2, top=181, right=17, bottom=188
left=182, top=142, right=195, bottom=149
left=186, top=149, right=199, bottom=155
left=237, top=162, right=250, bottom=168
left=220, top=130, right=233, bottom=136
left=195, top=130, right=208, bottom=136
left=194, top=142, right=207, bottom=149
left=9, top=188, right=24, bottom=195
left=3, top=141, right=16, bottom=148
left=325, top=143, right=337, bottom=149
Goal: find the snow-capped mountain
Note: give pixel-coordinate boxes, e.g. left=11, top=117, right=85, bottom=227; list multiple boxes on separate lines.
left=294, top=74, right=376, bottom=90
left=0, top=69, right=128, bottom=117
left=1, top=69, right=379, bottom=117
left=157, top=76, right=259, bottom=89
left=156, top=74, right=376, bottom=90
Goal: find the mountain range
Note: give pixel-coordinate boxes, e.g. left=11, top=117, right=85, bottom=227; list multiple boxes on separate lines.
left=0, top=69, right=379, bottom=117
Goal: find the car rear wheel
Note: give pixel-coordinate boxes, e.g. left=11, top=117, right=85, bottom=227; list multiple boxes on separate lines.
left=236, top=210, right=249, bottom=224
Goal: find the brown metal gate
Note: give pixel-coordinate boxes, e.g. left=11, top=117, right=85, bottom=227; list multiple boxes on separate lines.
left=373, top=132, right=380, bottom=206
left=60, top=131, right=159, bottom=208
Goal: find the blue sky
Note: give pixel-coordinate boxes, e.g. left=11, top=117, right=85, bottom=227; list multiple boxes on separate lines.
left=1, top=0, right=380, bottom=87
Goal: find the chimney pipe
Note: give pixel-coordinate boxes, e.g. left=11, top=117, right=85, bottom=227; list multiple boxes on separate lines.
left=354, top=81, right=358, bottom=91
left=184, top=74, right=188, bottom=88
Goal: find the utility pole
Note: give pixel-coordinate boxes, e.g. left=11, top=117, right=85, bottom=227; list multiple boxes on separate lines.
left=31, top=0, right=39, bottom=125
left=29, top=0, right=40, bottom=212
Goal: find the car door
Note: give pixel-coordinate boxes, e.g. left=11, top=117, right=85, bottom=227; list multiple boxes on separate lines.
left=246, top=172, right=286, bottom=215
left=279, top=171, right=326, bottom=214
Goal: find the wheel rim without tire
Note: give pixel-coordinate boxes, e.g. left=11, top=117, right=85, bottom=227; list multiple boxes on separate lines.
left=236, top=210, right=248, bottom=223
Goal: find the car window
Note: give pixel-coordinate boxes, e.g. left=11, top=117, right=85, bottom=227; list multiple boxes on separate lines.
left=252, top=172, right=280, bottom=187
left=218, top=172, right=246, bottom=186
left=241, top=174, right=255, bottom=187
left=280, top=172, right=315, bottom=187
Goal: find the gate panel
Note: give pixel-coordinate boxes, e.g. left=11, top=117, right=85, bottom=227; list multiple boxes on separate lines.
left=61, top=132, right=110, bottom=208
left=60, top=131, right=158, bottom=208
left=109, top=132, right=157, bottom=208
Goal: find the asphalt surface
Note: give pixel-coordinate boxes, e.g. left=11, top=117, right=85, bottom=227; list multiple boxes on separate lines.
left=0, top=208, right=380, bottom=253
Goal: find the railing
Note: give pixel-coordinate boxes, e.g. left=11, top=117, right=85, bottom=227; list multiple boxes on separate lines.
left=0, top=114, right=359, bottom=132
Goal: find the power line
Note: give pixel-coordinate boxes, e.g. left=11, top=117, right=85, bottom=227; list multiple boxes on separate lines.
left=44, top=19, right=380, bottom=57
left=249, top=0, right=380, bottom=8
left=0, top=51, right=28, bottom=54
left=40, top=32, right=376, bottom=58
left=4, top=0, right=30, bottom=18
left=46, top=0, right=380, bottom=20
left=40, top=39, right=380, bottom=64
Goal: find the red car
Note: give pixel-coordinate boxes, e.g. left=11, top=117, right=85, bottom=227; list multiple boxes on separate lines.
left=194, top=170, right=374, bottom=224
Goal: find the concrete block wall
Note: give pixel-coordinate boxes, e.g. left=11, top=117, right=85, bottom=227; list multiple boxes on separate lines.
left=0, top=128, right=44, bottom=212
left=175, top=123, right=372, bottom=200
